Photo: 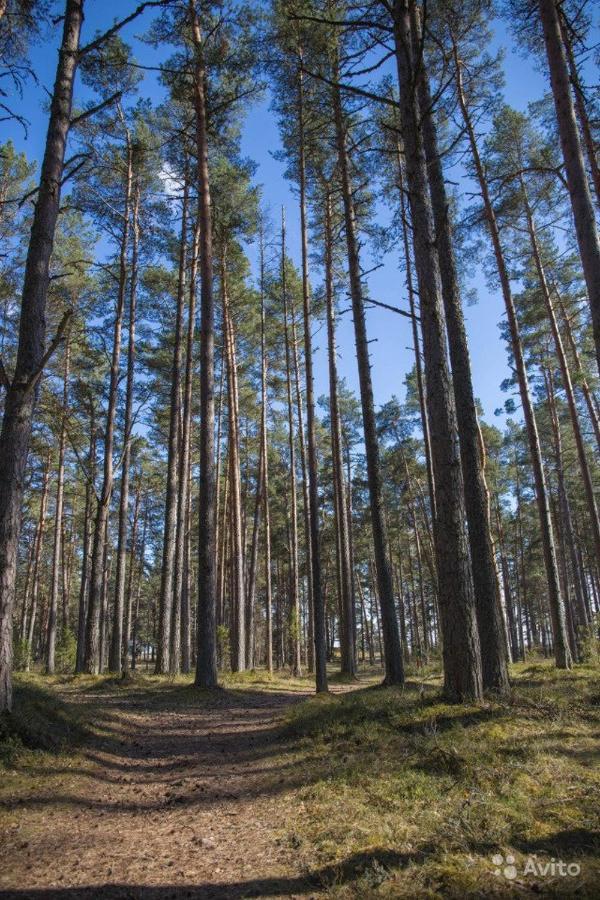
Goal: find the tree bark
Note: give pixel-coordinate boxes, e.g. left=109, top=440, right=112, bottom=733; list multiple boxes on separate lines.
left=324, top=192, right=355, bottom=678
left=393, top=1, right=482, bottom=700
left=174, top=218, right=199, bottom=675
left=46, top=332, right=70, bottom=673
left=453, top=34, right=571, bottom=670
left=84, top=131, right=133, bottom=675
left=332, top=72, right=403, bottom=686
left=281, top=209, right=302, bottom=677
left=157, top=172, right=188, bottom=674
left=190, top=0, right=218, bottom=688
left=298, top=64, right=327, bottom=691
left=110, top=174, right=140, bottom=673
left=222, top=247, right=245, bottom=672
left=0, top=0, right=83, bottom=710
left=412, top=9, right=508, bottom=693
left=537, top=0, right=600, bottom=375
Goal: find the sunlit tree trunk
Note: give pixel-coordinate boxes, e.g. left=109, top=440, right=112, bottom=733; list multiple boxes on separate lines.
left=0, top=0, right=83, bottom=710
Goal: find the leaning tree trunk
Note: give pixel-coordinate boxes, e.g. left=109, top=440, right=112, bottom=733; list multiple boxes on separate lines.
left=396, top=149, right=436, bottom=523
left=46, top=333, right=70, bottom=674
left=452, top=34, right=571, bottom=669
left=332, top=73, right=404, bottom=686
left=110, top=175, right=140, bottom=673
left=393, top=0, right=482, bottom=700
left=190, top=0, right=218, bottom=688
left=537, top=0, right=600, bottom=376
left=412, top=8, right=509, bottom=693
left=523, top=189, right=600, bottom=567
left=0, top=0, right=83, bottom=711
left=554, top=292, right=600, bottom=452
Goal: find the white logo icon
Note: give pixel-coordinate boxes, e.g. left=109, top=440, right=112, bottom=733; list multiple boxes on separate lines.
left=492, top=854, right=517, bottom=880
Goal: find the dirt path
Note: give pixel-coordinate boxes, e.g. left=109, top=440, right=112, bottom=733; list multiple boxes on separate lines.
left=0, top=679, right=330, bottom=899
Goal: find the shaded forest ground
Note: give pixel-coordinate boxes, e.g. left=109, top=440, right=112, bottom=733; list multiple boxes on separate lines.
left=0, top=661, right=599, bottom=898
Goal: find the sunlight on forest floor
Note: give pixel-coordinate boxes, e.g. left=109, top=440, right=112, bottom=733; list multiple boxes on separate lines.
left=1, top=659, right=599, bottom=898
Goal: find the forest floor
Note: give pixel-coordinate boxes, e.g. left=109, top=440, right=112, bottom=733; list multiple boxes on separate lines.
left=0, top=660, right=599, bottom=899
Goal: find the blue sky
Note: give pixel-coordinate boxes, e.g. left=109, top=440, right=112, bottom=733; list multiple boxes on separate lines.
left=2, top=5, right=585, bottom=425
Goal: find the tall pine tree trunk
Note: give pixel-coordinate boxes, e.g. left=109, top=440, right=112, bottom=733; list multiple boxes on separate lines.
left=332, top=73, right=403, bottom=686
left=393, top=0, right=482, bottom=700
left=190, top=0, right=218, bottom=688
left=84, top=134, right=133, bottom=674
left=110, top=175, right=139, bottom=672
left=324, top=192, right=355, bottom=678
left=156, top=173, right=188, bottom=674
left=281, top=210, right=302, bottom=677
left=298, top=64, right=327, bottom=691
left=222, top=248, right=245, bottom=672
left=537, top=0, right=600, bottom=375
left=46, top=333, right=70, bottom=673
left=412, top=8, right=508, bottom=692
left=453, top=37, right=571, bottom=668
left=174, top=219, right=199, bottom=675
left=0, top=0, right=83, bottom=710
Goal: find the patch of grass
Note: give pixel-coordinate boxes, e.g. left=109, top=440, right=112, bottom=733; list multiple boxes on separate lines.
left=0, top=675, right=91, bottom=768
left=281, top=660, right=600, bottom=897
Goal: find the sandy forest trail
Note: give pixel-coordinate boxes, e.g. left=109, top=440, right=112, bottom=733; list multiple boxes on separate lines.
left=0, top=678, right=345, bottom=900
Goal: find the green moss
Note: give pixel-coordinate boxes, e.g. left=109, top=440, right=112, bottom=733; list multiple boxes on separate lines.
left=281, top=660, right=600, bottom=897
left=0, top=676, right=90, bottom=767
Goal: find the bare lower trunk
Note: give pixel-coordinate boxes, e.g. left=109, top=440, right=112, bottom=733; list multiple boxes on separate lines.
left=75, top=398, right=95, bottom=673
left=46, top=335, right=70, bottom=673
left=122, top=478, right=141, bottom=674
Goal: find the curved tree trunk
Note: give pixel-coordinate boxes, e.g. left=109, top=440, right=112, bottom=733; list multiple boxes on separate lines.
left=0, top=0, right=83, bottom=711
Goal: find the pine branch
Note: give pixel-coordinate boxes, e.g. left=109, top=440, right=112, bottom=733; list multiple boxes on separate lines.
left=70, top=91, right=122, bottom=128
left=78, top=1, right=172, bottom=58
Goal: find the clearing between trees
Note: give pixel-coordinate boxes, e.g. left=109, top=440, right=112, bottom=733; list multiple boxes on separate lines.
left=1, top=661, right=599, bottom=899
